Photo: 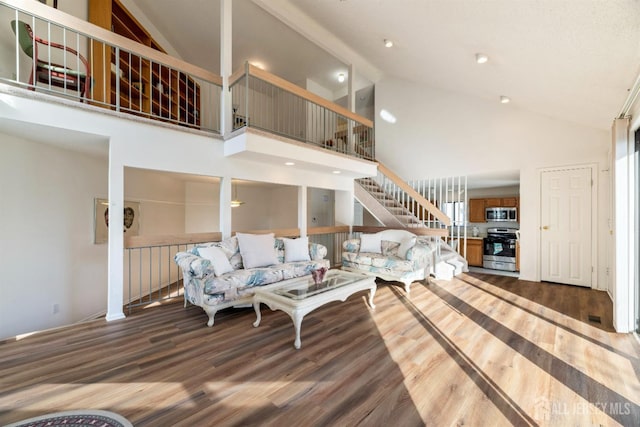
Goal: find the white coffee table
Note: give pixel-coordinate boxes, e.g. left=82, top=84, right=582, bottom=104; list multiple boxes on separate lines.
left=252, top=269, right=376, bottom=349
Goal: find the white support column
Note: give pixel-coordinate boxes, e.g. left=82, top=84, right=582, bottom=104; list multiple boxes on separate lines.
left=613, top=117, right=634, bottom=332
left=335, top=187, right=355, bottom=235
left=347, top=63, right=356, bottom=113
left=106, top=145, right=125, bottom=322
left=298, top=185, right=308, bottom=237
left=220, top=0, right=232, bottom=135
left=347, top=63, right=355, bottom=155
left=220, top=176, right=232, bottom=239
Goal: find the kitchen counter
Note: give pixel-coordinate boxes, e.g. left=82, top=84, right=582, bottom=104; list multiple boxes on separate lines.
left=448, top=235, right=484, bottom=240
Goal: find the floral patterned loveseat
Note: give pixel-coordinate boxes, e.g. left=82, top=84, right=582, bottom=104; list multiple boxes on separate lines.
left=341, top=229, right=437, bottom=294
left=174, top=235, right=329, bottom=327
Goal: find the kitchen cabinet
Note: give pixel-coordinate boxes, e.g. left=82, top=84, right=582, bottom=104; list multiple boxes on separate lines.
left=466, top=238, right=484, bottom=267
left=89, top=0, right=200, bottom=128
left=516, top=241, right=520, bottom=271
left=485, top=198, right=502, bottom=207
left=485, top=197, right=518, bottom=207
left=468, top=197, right=520, bottom=222
left=448, top=237, right=484, bottom=267
left=468, top=198, right=486, bottom=222
left=502, top=197, right=518, bottom=207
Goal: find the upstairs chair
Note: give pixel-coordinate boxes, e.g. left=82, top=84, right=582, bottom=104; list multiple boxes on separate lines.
left=11, top=20, right=91, bottom=100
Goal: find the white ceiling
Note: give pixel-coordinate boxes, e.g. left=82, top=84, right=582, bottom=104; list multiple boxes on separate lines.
left=0, top=117, right=109, bottom=158
left=130, top=0, right=640, bottom=131
left=7, top=0, right=639, bottom=190
left=127, top=0, right=364, bottom=97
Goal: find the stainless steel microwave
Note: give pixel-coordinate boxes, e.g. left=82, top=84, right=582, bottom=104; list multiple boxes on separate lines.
left=485, top=207, right=517, bottom=222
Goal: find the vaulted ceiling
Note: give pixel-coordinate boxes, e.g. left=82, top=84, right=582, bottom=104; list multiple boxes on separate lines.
left=129, top=0, right=640, bottom=131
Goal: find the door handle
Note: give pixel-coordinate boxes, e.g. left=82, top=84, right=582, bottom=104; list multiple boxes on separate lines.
left=542, top=226, right=549, bottom=230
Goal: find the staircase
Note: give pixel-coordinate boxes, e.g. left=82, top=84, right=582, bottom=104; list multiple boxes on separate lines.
left=355, top=177, right=423, bottom=227
left=355, top=162, right=468, bottom=280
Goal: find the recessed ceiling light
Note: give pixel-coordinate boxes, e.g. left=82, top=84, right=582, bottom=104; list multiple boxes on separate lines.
left=338, top=73, right=345, bottom=83
left=332, top=170, right=341, bottom=174
left=285, top=162, right=295, bottom=166
left=500, top=95, right=511, bottom=104
left=384, top=39, right=393, bottom=48
left=475, top=53, right=489, bottom=64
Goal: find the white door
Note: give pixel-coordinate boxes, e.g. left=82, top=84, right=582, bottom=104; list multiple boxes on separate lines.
left=540, top=167, right=592, bottom=287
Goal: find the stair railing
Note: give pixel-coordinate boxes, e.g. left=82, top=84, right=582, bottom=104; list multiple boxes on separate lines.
left=408, top=175, right=468, bottom=259
left=356, top=163, right=469, bottom=274
left=374, top=162, right=452, bottom=229
left=355, top=177, right=423, bottom=227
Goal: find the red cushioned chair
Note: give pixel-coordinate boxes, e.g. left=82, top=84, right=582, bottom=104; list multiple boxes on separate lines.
left=11, top=20, right=91, bottom=100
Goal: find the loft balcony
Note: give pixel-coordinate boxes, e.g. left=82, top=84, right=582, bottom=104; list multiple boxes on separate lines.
left=0, top=0, right=375, bottom=164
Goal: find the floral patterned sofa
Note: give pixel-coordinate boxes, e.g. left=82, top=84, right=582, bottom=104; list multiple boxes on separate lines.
left=174, top=234, right=329, bottom=327
left=341, top=229, right=437, bottom=294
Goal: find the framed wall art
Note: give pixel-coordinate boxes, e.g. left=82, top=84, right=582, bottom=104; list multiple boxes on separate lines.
left=94, top=198, right=140, bottom=244
left=38, top=0, right=58, bottom=8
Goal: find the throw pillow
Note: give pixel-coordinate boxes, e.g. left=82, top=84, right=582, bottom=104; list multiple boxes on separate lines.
left=360, top=233, right=382, bottom=253
left=381, top=240, right=401, bottom=256
left=397, top=236, right=417, bottom=258
left=236, top=232, right=279, bottom=268
left=283, top=237, right=311, bottom=262
left=197, top=246, right=234, bottom=276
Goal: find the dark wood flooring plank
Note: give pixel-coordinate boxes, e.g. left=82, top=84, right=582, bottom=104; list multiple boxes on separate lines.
left=1, top=273, right=639, bottom=426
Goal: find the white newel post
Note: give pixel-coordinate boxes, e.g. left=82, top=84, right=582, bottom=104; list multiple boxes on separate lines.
left=334, top=187, right=355, bottom=231
left=220, top=0, right=232, bottom=135
left=220, top=177, right=232, bottom=239
left=106, top=146, right=125, bottom=322
left=348, top=64, right=355, bottom=113
left=298, top=185, right=307, bottom=237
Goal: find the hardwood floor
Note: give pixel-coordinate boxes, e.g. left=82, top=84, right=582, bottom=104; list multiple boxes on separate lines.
left=1, top=272, right=639, bottom=426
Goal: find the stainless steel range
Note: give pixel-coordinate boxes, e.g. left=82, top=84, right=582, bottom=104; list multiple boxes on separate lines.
left=483, top=227, right=518, bottom=272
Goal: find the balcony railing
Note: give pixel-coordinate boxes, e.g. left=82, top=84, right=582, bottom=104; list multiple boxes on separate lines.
left=124, top=227, right=351, bottom=311
left=0, top=0, right=375, bottom=159
left=230, top=63, right=375, bottom=161
left=1, top=0, right=222, bottom=132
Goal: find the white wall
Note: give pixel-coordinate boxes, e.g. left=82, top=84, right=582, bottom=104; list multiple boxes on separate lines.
left=306, top=78, right=333, bottom=100
left=185, top=181, right=220, bottom=233
left=184, top=180, right=301, bottom=232
left=231, top=183, right=297, bottom=230
left=268, top=185, right=298, bottom=229
left=307, top=187, right=334, bottom=227
left=0, top=137, right=210, bottom=339
left=184, top=181, right=336, bottom=232
left=0, top=133, right=108, bottom=339
left=124, top=168, right=186, bottom=236
left=468, top=185, right=520, bottom=199
left=375, top=77, right=611, bottom=288
left=335, top=91, right=375, bottom=121
left=57, top=0, right=88, bottom=23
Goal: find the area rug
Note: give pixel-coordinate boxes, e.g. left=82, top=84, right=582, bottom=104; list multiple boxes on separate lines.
left=4, top=409, right=133, bottom=427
